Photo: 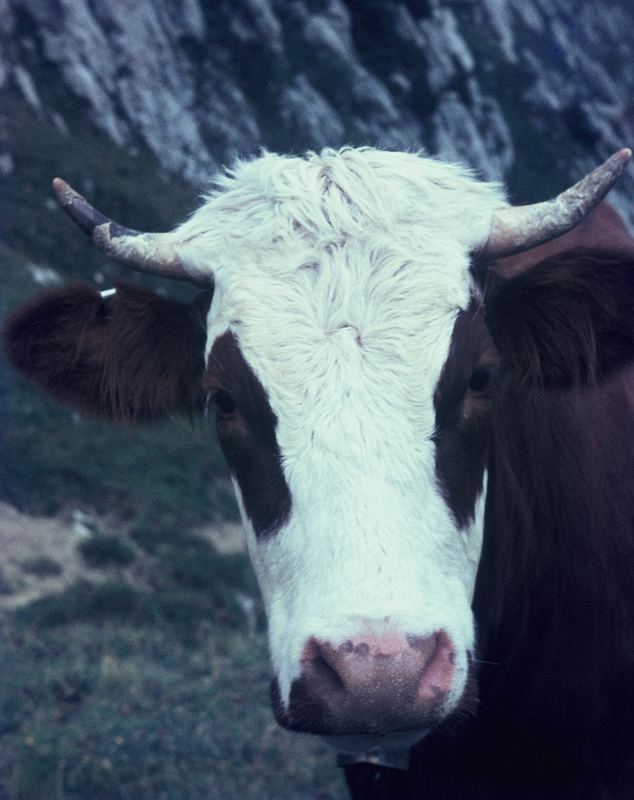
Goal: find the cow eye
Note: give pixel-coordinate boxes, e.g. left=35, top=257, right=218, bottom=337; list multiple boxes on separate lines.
left=213, top=389, right=237, bottom=416
left=468, top=366, right=491, bottom=394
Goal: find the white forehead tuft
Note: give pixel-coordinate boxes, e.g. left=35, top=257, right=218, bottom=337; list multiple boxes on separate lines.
left=175, top=147, right=507, bottom=281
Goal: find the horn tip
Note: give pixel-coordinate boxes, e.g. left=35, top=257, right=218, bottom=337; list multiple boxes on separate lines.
left=612, top=148, right=632, bottom=167
left=52, top=176, right=67, bottom=197
left=52, top=176, right=80, bottom=208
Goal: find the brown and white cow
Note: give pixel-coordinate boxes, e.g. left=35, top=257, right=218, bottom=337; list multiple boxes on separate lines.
left=5, top=147, right=634, bottom=799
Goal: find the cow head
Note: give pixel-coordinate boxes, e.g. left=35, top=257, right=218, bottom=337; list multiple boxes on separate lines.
left=5, top=147, right=631, bottom=754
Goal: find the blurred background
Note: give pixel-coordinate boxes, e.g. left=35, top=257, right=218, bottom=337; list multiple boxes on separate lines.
left=0, top=1, right=633, bottom=798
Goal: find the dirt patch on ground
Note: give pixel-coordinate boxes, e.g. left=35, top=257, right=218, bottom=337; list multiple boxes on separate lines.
left=0, top=502, right=246, bottom=610
left=0, top=502, right=92, bottom=609
left=195, top=520, right=245, bottom=554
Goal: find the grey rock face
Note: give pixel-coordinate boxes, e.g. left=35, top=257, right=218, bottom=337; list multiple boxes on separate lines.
left=3, top=0, right=633, bottom=223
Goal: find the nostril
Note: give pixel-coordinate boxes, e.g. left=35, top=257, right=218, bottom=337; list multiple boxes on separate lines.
left=310, top=652, right=345, bottom=692
left=406, top=634, right=426, bottom=648
left=407, top=632, right=439, bottom=659
left=302, top=639, right=346, bottom=693
left=416, top=630, right=455, bottom=704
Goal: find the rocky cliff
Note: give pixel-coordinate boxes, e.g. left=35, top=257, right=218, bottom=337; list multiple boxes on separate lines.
left=2, top=0, right=633, bottom=222
left=1, top=0, right=634, bottom=522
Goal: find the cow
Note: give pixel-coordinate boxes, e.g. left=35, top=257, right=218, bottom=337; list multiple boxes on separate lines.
left=5, top=146, right=634, bottom=800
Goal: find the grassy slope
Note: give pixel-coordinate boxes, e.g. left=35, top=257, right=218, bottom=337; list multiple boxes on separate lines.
left=0, top=95, right=343, bottom=798
left=1, top=91, right=237, bottom=526
left=1, top=620, right=342, bottom=800
left=0, top=507, right=342, bottom=798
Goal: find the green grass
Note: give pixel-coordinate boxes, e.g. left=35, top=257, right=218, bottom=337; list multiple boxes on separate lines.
left=0, top=519, right=343, bottom=799
left=19, top=556, right=63, bottom=577
left=16, top=514, right=260, bottom=635
left=0, top=619, right=344, bottom=800
left=0, top=566, right=16, bottom=596
left=78, top=536, right=136, bottom=569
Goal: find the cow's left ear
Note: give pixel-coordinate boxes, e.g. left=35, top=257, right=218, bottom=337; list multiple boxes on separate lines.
left=486, top=249, right=634, bottom=388
left=4, top=281, right=213, bottom=422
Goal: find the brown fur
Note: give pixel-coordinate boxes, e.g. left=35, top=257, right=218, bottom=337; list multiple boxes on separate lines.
left=203, top=331, right=292, bottom=537
left=4, top=282, right=212, bottom=422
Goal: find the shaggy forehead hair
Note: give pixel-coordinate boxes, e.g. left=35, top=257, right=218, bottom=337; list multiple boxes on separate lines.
left=177, top=148, right=508, bottom=354
left=178, top=147, right=507, bottom=275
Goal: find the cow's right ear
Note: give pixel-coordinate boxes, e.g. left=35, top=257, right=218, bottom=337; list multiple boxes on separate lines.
left=4, top=282, right=212, bottom=422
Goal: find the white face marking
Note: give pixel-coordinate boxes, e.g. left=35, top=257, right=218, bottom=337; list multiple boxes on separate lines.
left=177, top=148, right=506, bottom=720
left=462, top=473, right=487, bottom=600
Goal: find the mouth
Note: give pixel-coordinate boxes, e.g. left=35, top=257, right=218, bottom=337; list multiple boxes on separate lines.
left=270, top=677, right=447, bottom=736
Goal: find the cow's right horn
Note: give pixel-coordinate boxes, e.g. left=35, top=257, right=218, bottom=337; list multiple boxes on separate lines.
left=52, top=178, right=207, bottom=285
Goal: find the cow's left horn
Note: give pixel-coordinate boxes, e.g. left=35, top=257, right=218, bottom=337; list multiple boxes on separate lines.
left=481, top=148, right=632, bottom=259
left=52, top=178, right=206, bottom=285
